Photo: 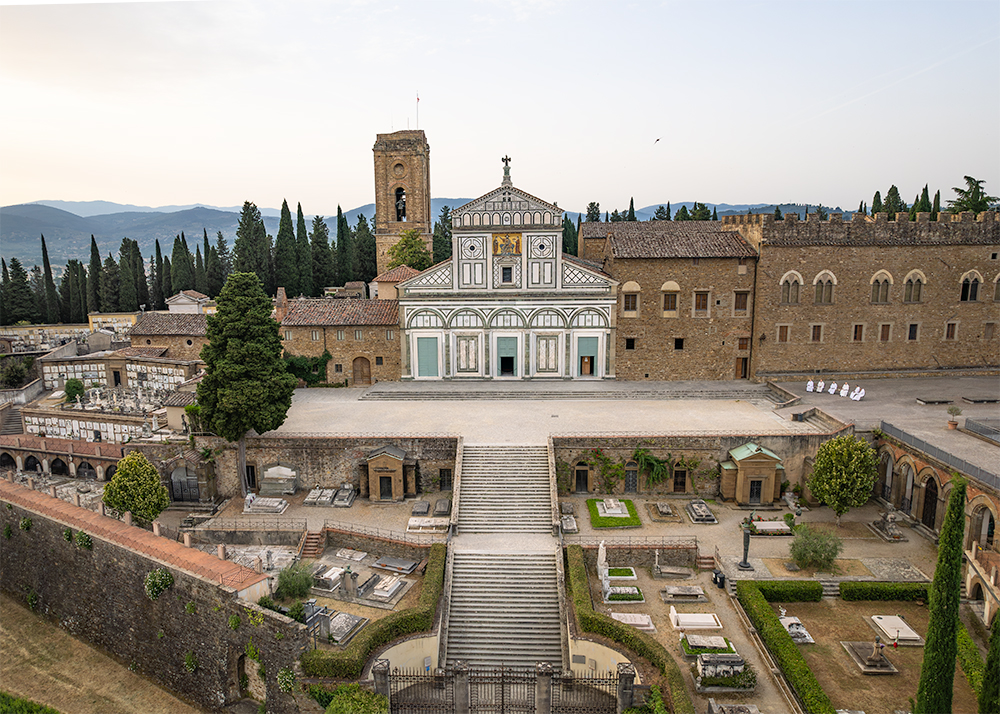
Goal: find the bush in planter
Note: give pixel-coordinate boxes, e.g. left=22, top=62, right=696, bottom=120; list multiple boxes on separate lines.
left=274, top=561, right=313, bottom=600
left=789, top=525, right=842, bottom=570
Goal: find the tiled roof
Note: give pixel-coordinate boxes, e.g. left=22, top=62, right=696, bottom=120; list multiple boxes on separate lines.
left=562, top=253, right=610, bottom=277
left=587, top=221, right=757, bottom=259
left=373, top=265, right=421, bottom=283
left=281, top=299, right=399, bottom=327
left=175, top=290, right=209, bottom=300
left=344, top=281, right=367, bottom=289
left=113, top=346, right=169, bottom=358
left=163, top=391, right=197, bottom=407
left=0, top=480, right=268, bottom=590
left=130, top=313, right=207, bottom=336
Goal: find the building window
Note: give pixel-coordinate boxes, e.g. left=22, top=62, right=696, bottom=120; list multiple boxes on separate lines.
left=623, top=294, right=637, bottom=312
left=811, top=325, right=823, bottom=342
left=375, top=356, right=384, bottom=366
left=386, top=329, right=395, bottom=340
left=880, top=324, right=891, bottom=342
left=311, top=330, right=320, bottom=341
left=692, top=258, right=700, bottom=266
left=945, top=322, right=957, bottom=340
left=337, top=330, right=345, bottom=341
left=694, top=291, right=709, bottom=313
left=439, top=468, right=453, bottom=490
left=355, top=329, right=363, bottom=340
left=502, top=266, right=513, bottom=283
left=781, top=279, right=800, bottom=304
left=814, top=279, right=834, bottom=304
left=961, top=277, right=980, bottom=301
left=334, top=363, right=343, bottom=373
left=284, top=330, right=292, bottom=340
left=674, top=338, right=684, bottom=350
left=777, top=325, right=789, bottom=343
left=904, top=278, right=923, bottom=303
left=995, top=281, right=1000, bottom=302
left=853, top=324, right=864, bottom=342
left=734, top=291, right=749, bottom=312
left=908, top=323, right=919, bottom=341
left=625, top=338, right=636, bottom=350
left=663, top=293, right=677, bottom=311
left=985, top=323, right=996, bottom=341
left=871, top=279, right=890, bottom=303
left=738, top=337, right=749, bottom=350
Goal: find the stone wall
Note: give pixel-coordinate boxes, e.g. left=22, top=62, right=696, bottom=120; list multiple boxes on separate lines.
left=323, top=527, right=433, bottom=562
left=578, top=543, right=697, bottom=571
left=281, top=325, right=401, bottom=385
left=131, top=334, right=209, bottom=361
left=0, top=493, right=308, bottom=713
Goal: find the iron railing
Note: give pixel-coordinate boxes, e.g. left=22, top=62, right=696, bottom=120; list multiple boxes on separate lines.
left=879, top=421, right=999, bottom=490
left=562, top=534, right=698, bottom=549
left=194, top=517, right=307, bottom=532
left=966, top=418, right=1000, bottom=443
left=323, top=520, right=446, bottom=544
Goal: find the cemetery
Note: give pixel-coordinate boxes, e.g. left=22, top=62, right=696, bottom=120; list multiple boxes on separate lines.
left=588, top=497, right=642, bottom=528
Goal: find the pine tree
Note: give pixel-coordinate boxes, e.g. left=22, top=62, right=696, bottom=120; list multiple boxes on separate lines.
left=151, top=240, right=164, bottom=310
left=609, top=209, right=623, bottom=222
left=296, top=203, right=312, bottom=298
left=585, top=202, right=601, bottom=222
left=195, top=246, right=207, bottom=294
left=88, top=236, right=102, bottom=314
left=118, top=239, right=137, bottom=311
left=883, top=185, right=905, bottom=220
left=215, top=230, right=232, bottom=279
left=100, top=254, right=120, bottom=312
left=171, top=235, right=193, bottom=293
left=675, top=205, right=692, bottom=221
left=918, top=184, right=932, bottom=213
left=909, top=194, right=919, bottom=221
left=691, top=202, right=711, bottom=220
left=161, top=257, right=172, bottom=300
left=336, top=206, right=355, bottom=283
left=310, top=216, right=335, bottom=296
left=980, top=616, right=1000, bottom=713
left=561, top=214, right=578, bottom=255
left=387, top=229, right=433, bottom=271
left=947, top=176, right=999, bottom=214
left=273, top=199, right=299, bottom=296
left=2, top=257, right=35, bottom=325
left=871, top=191, right=883, bottom=214
left=627, top=198, right=636, bottom=221
left=40, top=235, right=60, bottom=323
left=932, top=190, right=941, bottom=221
left=774, top=205, right=783, bottom=220
left=653, top=205, right=669, bottom=220
left=915, top=477, right=967, bottom=714
left=233, top=202, right=270, bottom=290
left=433, top=205, right=453, bottom=264
left=206, top=246, right=223, bottom=298
left=354, top=214, right=377, bottom=284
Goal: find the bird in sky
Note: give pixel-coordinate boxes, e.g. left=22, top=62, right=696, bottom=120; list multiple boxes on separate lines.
left=653, top=138, right=661, bottom=144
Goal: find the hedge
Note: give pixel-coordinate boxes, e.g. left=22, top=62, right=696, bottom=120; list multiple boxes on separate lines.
left=0, top=692, right=62, bottom=714
left=301, top=543, right=446, bottom=679
left=956, top=623, right=984, bottom=697
left=735, top=581, right=835, bottom=714
left=754, top=580, right=823, bottom=602
left=566, top=545, right=694, bottom=714
left=839, top=581, right=929, bottom=601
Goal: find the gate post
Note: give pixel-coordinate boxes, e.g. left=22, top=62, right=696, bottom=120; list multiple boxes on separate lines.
left=454, top=661, right=471, bottom=714
left=616, top=662, right=635, bottom=713
left=372, top=659, right=390, bottom=703
left=535, top=662, right=552, bottom=714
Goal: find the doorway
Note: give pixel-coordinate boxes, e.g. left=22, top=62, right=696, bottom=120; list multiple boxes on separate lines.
left=496, top=337, right=517, bottom=377
left=575, top=463, right=589, bottom=493
left=749, top=480, right=762, bottom=505
left=499, top=356, right=515, bottom=376
left=921, top=478, right=938, bottom=530
left=624, top=462, right=638, bottom=493
left=673, top=469, right=687, bottom=494
left=353, top=357, right=372, bottom=386
left=113, top=370, right=122, bottom=386
left=380, top=475, right=393, bottom=500
left=735, top=357, right=749, bottom=379
left=578, top=336, right=598, bottom=377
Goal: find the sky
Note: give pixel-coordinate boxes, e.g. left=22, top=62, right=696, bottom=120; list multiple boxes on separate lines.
left=1, top=0, right=998, bottom=216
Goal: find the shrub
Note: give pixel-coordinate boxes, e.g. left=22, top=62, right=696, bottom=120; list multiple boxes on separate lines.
left=956, top=623, right=984, bottom=697
left=257, top=595, right=279, bottom=612
left=789, top=525, right=842, bottom=570
left=302, top=543, right=446, bottom=679
left=26, top=590, right=38, bottom=611
left=185, top=601, right=197, bottom=614
left=0, top=691, right=62, bottom=714
left=3, top=524, right=11, bottom=539
left=64, top=377, right=85, bottom=402
left=736, top=581, right=834, bottom=714
left=565, top=545, right=694, bottom=714
left=102, top=452, right=170, bottom=525
left=228, top=614, right=241, bottom=630
left=275, top=561, right=313, bottom=600
left=755, top=580, right=822, bottom=602
left=319, top=683, right=388, bottom=714
left=839, top=581, right=928, bottom=601
left=276, top=666, right=296, bottom=693
left=144, top=568, right=174, bottom=600
left=287, top=600, right=306, bottom=623
left=783, top=513, right=796, bottom=528
left=63, top=528, right=73, bottom=542
left=19, top=517, right=31, bottom=531
left=608, top=589, right=643, bottom=602
left=75, top=531, right=92, bottom=549
left=183, top=650, right=198, bottom=673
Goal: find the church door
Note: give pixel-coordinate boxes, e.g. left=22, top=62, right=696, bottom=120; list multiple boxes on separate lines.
left=578, top=337, right=598, bottom=377
left=353, top=357, right=372, bottom=386
left=921, top=478, right=937, bottom=530
left=416, top=337, right=439, bottom=377
left=496, top=337, right=517, bottom=377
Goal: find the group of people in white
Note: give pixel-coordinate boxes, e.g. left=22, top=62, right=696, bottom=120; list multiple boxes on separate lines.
left=805, top=379, right=865, bottom=401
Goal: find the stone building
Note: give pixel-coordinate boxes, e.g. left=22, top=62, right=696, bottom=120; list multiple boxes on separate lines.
left=372, top=265, right=421, bottom=300
left=276, top=288, right=400, bottom=386
left=398, top=160, right=619, bottom=380
left=373, top=130, right=434, bottom=275
left=589, top=221, right=757, bottom=381
left=129, top=312, right=208, bottom=361
left=39, top=345, right=200, bottom=391
left=165, top=289, right=216, bottom=314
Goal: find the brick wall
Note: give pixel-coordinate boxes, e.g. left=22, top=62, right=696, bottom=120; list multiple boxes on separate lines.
left=281, top=324, right=401, bottom=384
left=131, top=334, right=209, bottom=361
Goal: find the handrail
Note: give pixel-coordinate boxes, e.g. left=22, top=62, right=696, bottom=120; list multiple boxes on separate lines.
left=880, top=421, right=999, bottom=490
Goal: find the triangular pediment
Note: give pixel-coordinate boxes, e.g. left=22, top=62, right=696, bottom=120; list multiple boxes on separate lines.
left=454, top=185, right=562, bottom=221
left=396, top=260, right=453, bottom=292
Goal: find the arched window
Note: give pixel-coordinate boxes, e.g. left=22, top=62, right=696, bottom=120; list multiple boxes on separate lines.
left=813, top=272, right=836, bottom=304
left=781, top=277, right=800, bottom=304
left=870, top=274, right=891, bottom=303
left=394, top=187, right=406, bottom=222
left=905, top=277, right=923, bottom=303
left=622, top=281, right=641, bottom=314
left=961, top=276, right=980, bottom=302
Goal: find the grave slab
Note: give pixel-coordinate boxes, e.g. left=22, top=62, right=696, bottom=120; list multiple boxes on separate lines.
left=669, top=605, right=722, bottom=630
left=328, top=612, right=367, bottom=645
left=661, top=585, right=708, bottom=603
left=779, top=616, right=815, bottom=644
left=372, top=556, right=419, bottom=575
left=686, top=499, right=718, bottom=524
left=596, top=498, right=630, bottom=518
left=870, top=615, right=924, bottom=645
left=561, top=515, right=578, bottom=534
left=842, top=641, right=898, bottom=674
left=707, top=700, right=761, bottom=714
left=610, top=612, right=656, bottom=632
left=410, top=500, right=430, bottom=516
left=406, top=516, right=449, bottom=533
left=335, top=548, right=368, bottom=562
left=433, top=498, right=451, bottom=517
left=686, top=634, right=729, bottom=650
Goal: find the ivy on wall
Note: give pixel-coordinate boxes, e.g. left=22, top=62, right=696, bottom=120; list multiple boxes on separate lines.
left=283, top=350, right=333, bottom=385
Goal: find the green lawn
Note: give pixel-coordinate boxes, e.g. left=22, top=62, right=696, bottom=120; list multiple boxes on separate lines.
left=587, top=499, right=642, bottom=528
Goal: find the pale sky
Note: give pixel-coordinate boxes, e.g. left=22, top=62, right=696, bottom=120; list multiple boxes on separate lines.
left=1, top=0, right=998, bottom=216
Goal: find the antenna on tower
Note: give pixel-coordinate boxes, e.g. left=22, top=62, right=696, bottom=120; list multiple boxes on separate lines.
left=416, top=91, right=420, bottom=129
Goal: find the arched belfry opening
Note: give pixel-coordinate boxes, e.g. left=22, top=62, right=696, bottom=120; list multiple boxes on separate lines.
left=395, top=187, right=407, bottom=222
left=373, top=130, right=433, bottom=275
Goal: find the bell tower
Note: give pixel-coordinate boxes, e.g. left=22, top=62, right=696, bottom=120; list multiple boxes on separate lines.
left=373, top=130, right=433, bottom=275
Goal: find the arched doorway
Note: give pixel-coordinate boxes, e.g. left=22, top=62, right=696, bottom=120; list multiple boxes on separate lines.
left=105, top=465, right=117, bottom=480
left=900, top=464, right=915, bottom=514
left=50, top=458, right=68, bottom=476
left=0, top=452, right=15, bottom=470
left=624, top=461, right=638, bottom=493
left=170, top=466, right=200, bottom=502
left=972, top=506, right=996, bottom=549
left=879, top=453, right=893, bottom=501
left=575, top=462, right=589, bottom=493
left=352, top=357, right=372, bottom=386
left=24, top=455, right=41, bottom=473
left=77, top=461, right=97, bottom=480
left=921, top=478, right=938, bottom=530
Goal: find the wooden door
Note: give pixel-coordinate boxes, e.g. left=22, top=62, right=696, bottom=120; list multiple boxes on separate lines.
left=353, top=357, right=372, bottom=386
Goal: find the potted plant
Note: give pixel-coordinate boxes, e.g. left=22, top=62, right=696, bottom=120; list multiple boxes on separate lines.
left=946, top=405, right=962, bottom=429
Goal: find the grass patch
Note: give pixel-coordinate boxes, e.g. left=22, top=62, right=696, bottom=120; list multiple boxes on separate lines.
left=0, top=692, right=62, bottom=714
left=587, top=499, right=641, bottom=528
left=609, top=567, right=634, bottom=577
left=681, top=637, right=734, bottom=656
left=608, top=588, right=643, bottom=602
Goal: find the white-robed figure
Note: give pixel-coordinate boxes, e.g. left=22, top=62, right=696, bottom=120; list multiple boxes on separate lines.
left=840, top=383, right=850, bottom=397
left=828, top=382, right=838, bottom=395
left=852, top=388, right=866, bottom=401
left=850, top=385, right=861, bottom=399
left=816, top=380, right=825, bottom=393
left=806, top=379, right=814, bottom=392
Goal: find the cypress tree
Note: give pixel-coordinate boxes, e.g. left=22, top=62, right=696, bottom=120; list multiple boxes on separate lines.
left=626, top=198, right=636, bottom=221
left=774, top=205, right=783, bottom=220
left=118, top=239, right=137, bottom=311
left=857, top=201, right=866, bottom=216
left=909, top=194, right=919, bottom=221
left=871, top=191, right=883, bottom=214
left=296, top=203, right=313, bottom=298
left=432, top=205, right=453, bottom=264
left=181, top=232, right=195, bottom=285
left=216, top=231, right=232, bottom=279
left=980, top=616, right=1000, bottom=713
left=0, top=259, right=8, bottom=324
left=3, top=258, right=35, bottom=325
left=100, top=254, right=120, bottom=312
left=233, top=202, right=270, bottom=289
left=561, top=214, right=578, bottom=255
left=353, top=214, right=377, bottom=285
left=40, top=235, right=60, bottom=323
left=932, top=190, right=941, bottom=221
left=665, top=201, right=671, bottom=220
left=161, top=256, right=172, bottom=300
left=88, top=236, right=102, bottom=314
left=195, top=246, right=207, bottom=294
left=915, top=476, right=967, bottom=714
left=131, top=240, right=149, bottom=310
left=151, top=240, right=164, bottom=310
left=310, top=216, right=335, bottom=296
left=206, top=246, right=223, bottom=298
left=336, top=206, right=355, bottom=283
left=171, top=235, right=193, bottom=293
left=273, top=199, right=299, bottom=296
left=712, top=206, right=718, bottom=221
left=76, top=262, right=89, bottom=322
left=918, top=184, right=932, bottom=213
left=29, top=266, right=45, bottom=323
left=58, top=263, right=74, bottom=322
left=883, top=185, right=905, bottom=220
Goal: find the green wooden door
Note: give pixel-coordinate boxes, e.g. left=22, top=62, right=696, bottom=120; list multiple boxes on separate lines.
left=416, top=337, right=439, bottom=377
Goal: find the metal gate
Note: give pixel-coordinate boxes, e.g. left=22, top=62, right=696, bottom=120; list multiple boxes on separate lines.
left=390, top=667, right=455, bottom=714
left=469, top=667, right=534, bottom=714
left=551, top=671, right=618, bottom=713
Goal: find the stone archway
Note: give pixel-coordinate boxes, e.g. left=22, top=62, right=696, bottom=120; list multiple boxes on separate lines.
left=921, top=477, right=938, bottom=530
left=50, top=458, right=68, bottom=476
left=0, top=452, right=15, bottom=471
left=77, top=461, right=97, bottom=480
left=24, top=455, right=41, bottom=473
left=970, top=504, right=996, bottom=550
left=353, top=356, right=372, bottom=386
left=878, top=451, right=893, bottom=501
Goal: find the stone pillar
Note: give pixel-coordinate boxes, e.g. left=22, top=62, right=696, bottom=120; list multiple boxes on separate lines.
left=217, top=544, right=226, bottom=560
left=152, top=521, right=160, bottom=537
left=345, top=570, right=359, bottom=598
left=255, top=557, right=263, bottom=574
left=183, top=533, right=192, bottom=547
left=534, top=662, right=553, bottom=714
left=73, top=493, right=81, bottom=507
left=49, top=485, right=58, bottom=498
left=98, top=502, right=105, bottom=516
left=27, top=477, right=35, bottom=490
left=372, top=659, right=390, bottom=702
left=454, top=661, right=470, bottom=714
left=123, top=511, right=132, bottom=527
left=616, top=662, right=635, bottom=713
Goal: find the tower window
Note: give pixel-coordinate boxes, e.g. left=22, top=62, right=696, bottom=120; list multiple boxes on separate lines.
left=502, top=266, right=513, bottom=283
left=395, top=187, right=407, bottom=221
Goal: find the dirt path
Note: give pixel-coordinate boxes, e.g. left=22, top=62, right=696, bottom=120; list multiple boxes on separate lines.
left=0, top=593, right=205, bottom=714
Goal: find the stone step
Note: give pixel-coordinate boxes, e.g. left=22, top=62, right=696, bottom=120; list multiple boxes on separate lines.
left=0, top=408, right=24, bottom=435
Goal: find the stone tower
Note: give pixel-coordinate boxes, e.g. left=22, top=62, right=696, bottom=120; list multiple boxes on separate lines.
left=373, top=130, right=433, bottom=275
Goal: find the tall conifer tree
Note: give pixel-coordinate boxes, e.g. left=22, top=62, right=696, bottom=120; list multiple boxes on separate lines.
left=118, top=239, right=137, bottom=311
left=88, top=236, right=102, bottom=314
left=353, top=214, right=377, bottom=285
left=310, top=216, right=335, bottom=296
left=131, top=240, right=149, bottom=309
left=233, top=202, right=270, bottom=289
left=626, top=198, right=636, bottom=221
left=871, top=191, right=883, bottom=214
left=296, top=203, right=313, bottom=298
left=336, top=206, right=355, bottom=284
left=273, top=199, right=299, bottom=296
left=171, top=235, right=193, bottom=293
left=100, top=254, right=120, bottom=312
left=206, top=246, right=223, bottom=298
left=195, top=246, right=207, bottom=294
left=40, top=235, right=60, bottom=323
left=932, top=190, right=941, bottom=221
left=161, top=257, right=172, bottom=300
left=151, top=240, right=164, bottom=309
left=3, top=258, right=35, bottom=325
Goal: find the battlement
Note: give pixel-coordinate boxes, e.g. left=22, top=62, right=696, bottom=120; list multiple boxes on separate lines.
left=722, top=210, right=997, bottom=226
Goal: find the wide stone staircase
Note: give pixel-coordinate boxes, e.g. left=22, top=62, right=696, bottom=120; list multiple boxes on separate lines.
left=361, top=382, right=782, bottom=403
left=444, top=551, right=563, bottom=668
left=0, top=407, right=23, bottom=435
left=455, top=445, right=553, bottom=534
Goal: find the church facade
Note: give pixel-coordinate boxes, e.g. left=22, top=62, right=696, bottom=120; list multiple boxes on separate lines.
left=396, top=160, right=619, bottom=380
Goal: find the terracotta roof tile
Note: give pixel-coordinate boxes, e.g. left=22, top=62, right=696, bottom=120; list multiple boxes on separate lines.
left=582, top=221, right=757, bottom=259
left=562, top=253, right=610, bottom=276
left=281, top=299, right=398, bottom=327
left=130, top=313, right=207, bottom=337
left=163, top=391, right=197, bottom=407
left=372, top=265, right=421, bottom=283
left=177, top=290, right=209, bottom=300
left=113, top=346, right=169, bottom=358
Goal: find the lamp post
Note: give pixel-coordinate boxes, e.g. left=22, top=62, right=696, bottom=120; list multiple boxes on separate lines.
left=738, top=522, right=754, bottom=571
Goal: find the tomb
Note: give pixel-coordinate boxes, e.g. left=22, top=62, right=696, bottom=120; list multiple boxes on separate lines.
left=561, top=514, right=578, bottom=533
left=328, top=612, right=367, bottom=645
left=656, top=502, right=674, bottom=517
left=870, top=615, right=924, bottom=645
left=335, top=547, right=368, bottom=562
left=560, top=502, right=575, bottom=516
left=669, top=605, right=722, bottom=630
left=842, top=639, right=898, bottom=674
left=661, top=585, right=708, bottom=604
left=313, top=565, right=345, bottom=592
left=258, top=464, right=297, bottom=496
left=869, top=507, right=908, bottom=542
left=707, top=700, right=761, bottom=714
left=751, top=520, right=791, bottom=535
left=608, top=566, right=637, bottom=580
left=718, top=442, right=785, bottom=506
left=366, top=445, right=406, bottom=502
left=596, top=498, right=630, bottom=518
left=369, top=574, right=404, bottom=601
left=357, top=573, right=381, bottom=598
left=411, top=500, right=431, bottom=516
left=372, top=556, right=419, bottom=575
left=304, top=488, right=336, bottom=506
left=333, top=483, right=356, bottom=507
left=779, top=615, right=815, bottom=644
left=686, top=499, right=718, bottom=524
left=610, top=612, right=656, bottom=632
left=433, top=498, right=452, bottom=517
left=653, top=549, right=694, bottom=579
left=242, top=493, right=288, bottom=514
left=602, top=584, right=643, bottom=603
left=407, top=516, right=449, bottom=533
left=682, top=634, right=733, bottom=658
left=697, top=653, right=745, bottom=679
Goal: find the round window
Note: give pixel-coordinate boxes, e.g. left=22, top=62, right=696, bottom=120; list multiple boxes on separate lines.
left=146, top=339, right=151, bottom=345
left=186, top=339, right=193, bottom=346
